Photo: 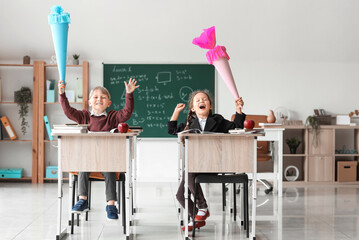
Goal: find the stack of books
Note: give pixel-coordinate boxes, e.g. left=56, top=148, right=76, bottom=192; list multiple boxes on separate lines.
left=51, top=124, right=89, bottom=134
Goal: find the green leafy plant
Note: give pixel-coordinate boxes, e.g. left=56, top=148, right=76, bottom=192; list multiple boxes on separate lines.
left=286, top=137, right=301, bottom=154
left=306, top=115, right=319, bottom=147
left=286, top=137, right=301, bottom=148
left=73, top=54, right=80, bottom=60
left=14, top=87, right=32, bottom=135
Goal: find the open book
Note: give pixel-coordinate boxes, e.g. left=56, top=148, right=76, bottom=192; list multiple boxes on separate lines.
left=52, top=124, right=89, bottom=134
left=228, top=129, right=264, bottom=134
left=177, top=129, right=225, bottom=135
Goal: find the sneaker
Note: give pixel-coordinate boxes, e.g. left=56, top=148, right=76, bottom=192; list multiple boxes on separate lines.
left=181, top=221, right=206, bottom=231
left=194, top=209, right=210, bottom=222
left=106, top=205, right=119, bottom=220
left=71, top=199, right=89, bottom=213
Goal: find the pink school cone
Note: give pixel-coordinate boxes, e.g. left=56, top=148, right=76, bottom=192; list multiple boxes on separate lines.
left=192, top=26, right=240, bottom=100
left=213, top=57, right=239, bottom=100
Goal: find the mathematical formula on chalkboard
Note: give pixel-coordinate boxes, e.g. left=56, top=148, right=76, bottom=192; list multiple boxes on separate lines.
left=104, top=64, right=215, bottom=137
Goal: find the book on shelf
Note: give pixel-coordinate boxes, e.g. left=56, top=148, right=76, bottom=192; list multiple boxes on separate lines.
left=0, top=115, right=4, bottom=140
left=43, top=116, right=53, bottom=140
left=0, top=116, right=18, bottom=140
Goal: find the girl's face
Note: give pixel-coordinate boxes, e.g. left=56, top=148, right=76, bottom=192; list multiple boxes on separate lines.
left=191, top=92, right=212, bottom=118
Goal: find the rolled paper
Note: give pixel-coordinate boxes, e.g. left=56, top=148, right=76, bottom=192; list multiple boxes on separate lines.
left=193, top=26, right=240, bottom=100
left=48, top=5, right=71, bottom=93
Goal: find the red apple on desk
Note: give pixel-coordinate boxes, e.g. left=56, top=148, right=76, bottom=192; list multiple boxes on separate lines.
left=244, top=120, right=255, bottom=130
left=118, top=123, right=129, bottom=133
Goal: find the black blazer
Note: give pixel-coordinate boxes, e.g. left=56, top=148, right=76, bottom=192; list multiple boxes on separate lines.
left=167, top=112, right=246, bottom=135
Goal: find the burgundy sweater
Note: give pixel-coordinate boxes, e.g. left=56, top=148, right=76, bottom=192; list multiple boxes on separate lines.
left=59, top=92, right=134, bottom=132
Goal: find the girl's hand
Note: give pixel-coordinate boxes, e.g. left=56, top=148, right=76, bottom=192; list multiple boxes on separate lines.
left=58, top=80, right=66, bottom=94
left=175, top=103, right=186, bottom=113
left=235, top=97, right=244, bottom=114
left=124, top=78, right=140, bottom=93
left=170, top=103, right=186, bottom=121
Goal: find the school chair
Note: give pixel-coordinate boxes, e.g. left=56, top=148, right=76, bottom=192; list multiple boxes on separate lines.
left=192, top=173, right=249, bottom=238
left=231, top=114, right=273, bottom=194
left=70, top=172, right=126, bottom=234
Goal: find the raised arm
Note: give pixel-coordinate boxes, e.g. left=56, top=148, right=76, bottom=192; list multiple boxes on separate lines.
left=168, top=103, right=187, bottom=135
left=58, top=80, right=88, bottom=123
left=170, top=103, right=186, bottom=121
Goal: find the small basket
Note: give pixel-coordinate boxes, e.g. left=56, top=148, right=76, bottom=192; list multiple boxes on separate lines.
left=316, top=115, right=332, bottom=125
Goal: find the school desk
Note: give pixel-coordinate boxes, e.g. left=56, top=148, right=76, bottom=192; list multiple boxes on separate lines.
left=178, top=132, right=262, bottom=240
left=53, top=131, right=140, bottom=240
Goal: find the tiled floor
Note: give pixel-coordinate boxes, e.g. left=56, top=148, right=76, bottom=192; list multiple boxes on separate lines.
left=0, top=181, right=358, bottom=240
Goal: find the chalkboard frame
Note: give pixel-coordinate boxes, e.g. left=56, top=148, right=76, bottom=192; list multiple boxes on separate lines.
left=103, top=63, right=215, bottom=138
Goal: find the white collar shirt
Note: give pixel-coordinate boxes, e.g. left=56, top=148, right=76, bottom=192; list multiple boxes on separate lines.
left=198, top=117, right=207, bottom=131
left=90, top=110, right=107, bottom=117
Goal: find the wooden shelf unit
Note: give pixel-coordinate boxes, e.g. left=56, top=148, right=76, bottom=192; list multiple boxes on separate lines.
left=282, top=125, right=359, bottom=183
left=0, top=63, right=38, bottom=183
left=36, top=61, right=89, bottom=183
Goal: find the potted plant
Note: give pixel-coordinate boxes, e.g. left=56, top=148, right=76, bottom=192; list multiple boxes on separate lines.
left=306, top=115, right=319, bottom=147
left=286, top=137, right=301, bottom=154
left=72, top=54, right=80, bottom=65
left=14, top=87, right=32, bottom=135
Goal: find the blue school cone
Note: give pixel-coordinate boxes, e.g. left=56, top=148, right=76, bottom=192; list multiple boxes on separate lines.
left=48, top=5, right=71, bottom=93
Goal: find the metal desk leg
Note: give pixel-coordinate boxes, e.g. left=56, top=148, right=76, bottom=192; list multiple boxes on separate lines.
left=56, top=137, right=67, bottom=240
left=278, top=133, right=283, bottom=197
left=68, top=173, right=74, bottom=226
left=273, top=141, right=278, bottom=194
left=240, top=183, right=244, bottom=226
left=251, top=138, right=257, bottom=240
left=184, top=137, right=189, bottom=239
left=125, top=137, right=133, bottom=239
left=132, top=136, right=137, bottom=214
left=178, top=140, right=184, bottom=224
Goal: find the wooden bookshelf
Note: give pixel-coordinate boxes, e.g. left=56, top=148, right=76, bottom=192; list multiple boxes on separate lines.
left=0, top=63, right=38, bottom=183
left=36, top=61, right=89, bottom=183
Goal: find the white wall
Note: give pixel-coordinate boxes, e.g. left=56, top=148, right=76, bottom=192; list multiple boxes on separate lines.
left=1, top=0, right=359, bottom=181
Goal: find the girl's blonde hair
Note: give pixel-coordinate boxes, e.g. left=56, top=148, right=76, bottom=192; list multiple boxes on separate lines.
left=89, top=86, right=111, bottom=99
left=184, top=90, right=213, bottom=131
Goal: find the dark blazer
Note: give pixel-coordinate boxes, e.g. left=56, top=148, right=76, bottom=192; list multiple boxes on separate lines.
left=167, top=112, right=246, bottom=135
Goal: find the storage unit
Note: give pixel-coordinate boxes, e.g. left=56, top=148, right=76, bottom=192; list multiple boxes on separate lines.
left=0, top=63, right=38, bottom=183
left=46, top=166, right=58, bottom=178
left=37, top=61, right=89, bottom=183
left=0, top=168, right=23, bottom=178
left=337, top=161, right=357, bottom=182
left=282, top=125, right=359, bottom=183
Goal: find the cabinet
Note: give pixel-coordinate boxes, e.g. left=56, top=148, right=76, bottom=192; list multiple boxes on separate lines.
left=282, top=126, right=307, bottom=182
left=36, top=61, right=89, bottom=183
left=0, top=63, right=39, bottom=183
left=282, top=125, right=359, bottom=183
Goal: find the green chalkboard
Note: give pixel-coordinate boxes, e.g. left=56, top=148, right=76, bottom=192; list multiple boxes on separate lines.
left=103, top=64, right=215, bottom=138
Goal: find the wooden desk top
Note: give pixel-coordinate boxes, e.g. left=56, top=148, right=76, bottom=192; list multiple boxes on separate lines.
left=53, top=131, right=141, bottom=137
left=178, top=132, right=264, bottom=138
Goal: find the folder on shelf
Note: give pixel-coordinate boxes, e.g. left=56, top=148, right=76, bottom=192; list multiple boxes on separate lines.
left=0, top=115, right=4, bottom=140
left=0, top=116, right=18, bottom=140
left=46, top=79, right=55, bottom=102
left=44, top=115, right=54, bottom=140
